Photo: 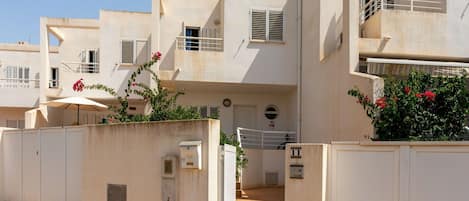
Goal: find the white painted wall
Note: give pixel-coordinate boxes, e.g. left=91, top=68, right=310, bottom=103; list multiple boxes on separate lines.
left=176, top=88, right=297, bottom=134
left=360, top=0, right=469, bottom=60
left=0, top=46, right=59, bottom=107
left=156, top=0, right=298, bottom=86
left=44, top=10, right=153, bottom=99
left=286, top=142, right=469, bottom=201
left=0, top=127, right=85, bottom=201
left=243, top=149, right=285, bottom=189
left=1, top=120, right=221, bottom=201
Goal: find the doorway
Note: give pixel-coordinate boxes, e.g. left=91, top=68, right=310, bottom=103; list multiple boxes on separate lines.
left=233, top=105, right=257, bottom=132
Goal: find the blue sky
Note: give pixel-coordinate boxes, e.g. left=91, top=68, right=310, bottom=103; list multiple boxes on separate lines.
left=0, top=0, right=152, bottom=44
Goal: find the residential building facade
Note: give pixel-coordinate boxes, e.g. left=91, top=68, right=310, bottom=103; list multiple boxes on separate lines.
left=0, top=0, right=468, bottom=188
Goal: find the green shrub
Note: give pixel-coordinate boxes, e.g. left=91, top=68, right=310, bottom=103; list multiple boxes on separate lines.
left=220, top=132, right=248, bottom=177
left=78, top=52, right=200, bottom=123
left=348, top=72, right=469, bottom=141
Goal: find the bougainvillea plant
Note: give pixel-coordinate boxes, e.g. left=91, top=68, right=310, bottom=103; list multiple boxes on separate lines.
left=348, top=71, right=469, bottom=141
left=74, top=51, right=200, bottom=123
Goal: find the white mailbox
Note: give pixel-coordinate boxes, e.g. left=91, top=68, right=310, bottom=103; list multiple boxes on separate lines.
left=179, top=141, right=202, bottom=170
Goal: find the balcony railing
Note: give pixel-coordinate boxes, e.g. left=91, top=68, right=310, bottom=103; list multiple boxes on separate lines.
left=61, top=62, right=100, bottom=73
left=176, top=36, right=223, bottom=52
left=236, top=127, right=297, bottom=150
left=49, top=80, right=59, bottom=88
left=0, top=78, right=39, bottom=89
left=361, top=0, right=446, bottom=23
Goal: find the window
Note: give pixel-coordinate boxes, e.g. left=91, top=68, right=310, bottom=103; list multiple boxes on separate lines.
left=80, top=49, right=99, bottom=73
left=6, top=120, right=25, bottom=129
left=194, top=106, right=219, bottom=118
left=121, top=40, right=134, bottom=64
left=50, top=68, right=59, bottom=88
left=250, top=9, right=284, bottom=42
left=121, top=40, right=150, bottom=65
left=185, top=27, right=201, bottom=51
left=5, top=66, right=30, bottom=84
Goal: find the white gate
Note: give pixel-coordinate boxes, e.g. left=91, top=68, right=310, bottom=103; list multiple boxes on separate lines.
left=219, top=145, right=236, bottom=201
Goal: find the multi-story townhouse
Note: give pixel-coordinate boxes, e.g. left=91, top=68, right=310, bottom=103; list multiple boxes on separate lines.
left=0, top=42, right=59, bottom=128
left=301, top=0, right=469, bottom=143
left=39, top=10, right=153, bottom=126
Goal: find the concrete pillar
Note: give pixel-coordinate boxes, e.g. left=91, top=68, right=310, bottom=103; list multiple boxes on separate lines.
left=39, top=17, right=50, bottom=103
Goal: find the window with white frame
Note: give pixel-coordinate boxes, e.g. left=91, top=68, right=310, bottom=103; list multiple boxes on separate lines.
left=80, top=49, right=99, bottom=73
left=193, top=106, right=220, bottom=118
left=121, top=40, right=150, bottom=65
left=250, top=8, right=285, bottom=42
left=5, top=66, right=30, bottom=82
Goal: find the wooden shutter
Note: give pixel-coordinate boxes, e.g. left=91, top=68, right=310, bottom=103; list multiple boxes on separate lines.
left=121, top=41, right=134, bottom=64
left=269, top=10, right=284, bottom=41
left=251, top=9, right=267, bottom=40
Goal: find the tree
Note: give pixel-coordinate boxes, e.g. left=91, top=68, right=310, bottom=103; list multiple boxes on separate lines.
left=74, top=52, right=200, bottom=122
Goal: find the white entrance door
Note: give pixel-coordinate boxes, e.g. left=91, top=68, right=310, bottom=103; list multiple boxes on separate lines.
left=233, top=105, right=257, bottom=131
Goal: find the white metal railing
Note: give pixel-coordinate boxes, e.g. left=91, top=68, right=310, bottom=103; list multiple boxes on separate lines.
left=61, top=62, right=100, bottom=73
left=361, top=0, right=446, bottom=23
left=236, top=127, right=297, bottom=150
left=49, top=80, right=59, bottom=88
left=176, top=36, right=224, bottom=52
left=0, top=78, right=40, bottom=89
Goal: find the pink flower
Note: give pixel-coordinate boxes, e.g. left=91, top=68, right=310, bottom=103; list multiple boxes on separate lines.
left=132, top=82, right=137, bottom=87
left=73, top=78, right=84, bottom=92
left=151, top=51, right=162, bottom=61
left=375, top=97, right=387, bottom=109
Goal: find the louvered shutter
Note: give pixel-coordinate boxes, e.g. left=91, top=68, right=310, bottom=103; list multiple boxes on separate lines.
left=135, top=40, right=149, bottom=65
left=269, top=10, right=284, bottom=41
left=121, top=40, right=134, bottom=64
left=251, top=9, right=267, bottom=40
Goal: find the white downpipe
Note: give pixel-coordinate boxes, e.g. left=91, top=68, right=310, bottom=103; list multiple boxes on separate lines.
left=296, top=0, right=303, bottom=143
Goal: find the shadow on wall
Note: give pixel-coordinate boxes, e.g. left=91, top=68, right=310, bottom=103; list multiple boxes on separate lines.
left=241, top=0, right=297, bottom=85
left=159, top=0, right=223, bottom=72
left=116, top=35, right=152, bottom=96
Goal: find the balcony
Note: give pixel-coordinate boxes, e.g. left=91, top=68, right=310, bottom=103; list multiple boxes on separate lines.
left=160, top=36, right=224, bottom=82
left=0, top=78, right=40, bottom=107
left=61, top=62, right=100, bottom=74
left=358, top=0, right=469, bottom=60
left=176, top=36, right=223, bottom=52
left=360, top=0, right=446, bottom=24
left=0, top=78, right=39, bottom=89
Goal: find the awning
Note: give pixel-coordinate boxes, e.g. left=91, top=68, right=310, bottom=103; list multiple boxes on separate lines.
left=364, top=58, right=469, bottom=76
left=366, top=58, right=469, bottom=68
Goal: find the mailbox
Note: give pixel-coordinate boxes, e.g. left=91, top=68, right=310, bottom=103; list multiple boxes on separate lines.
left=179, top=141, right=202, bottom=170
left=290, top=164, right=304, bottom=179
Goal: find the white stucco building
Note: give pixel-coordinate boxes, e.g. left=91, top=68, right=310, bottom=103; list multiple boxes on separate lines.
left=0, top=0, right=468, bottom=188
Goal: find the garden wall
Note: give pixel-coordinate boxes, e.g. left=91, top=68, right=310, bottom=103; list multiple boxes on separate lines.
left=0, top=120, right=221, bottom=201
left=286, top=142, right=469, bottom=201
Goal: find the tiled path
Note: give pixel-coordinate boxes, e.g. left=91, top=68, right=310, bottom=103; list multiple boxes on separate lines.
left=236, top=187, right=284, bottom=201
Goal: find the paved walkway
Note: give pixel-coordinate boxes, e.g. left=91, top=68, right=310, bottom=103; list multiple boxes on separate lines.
left=236, top=187, right=284, bottom=201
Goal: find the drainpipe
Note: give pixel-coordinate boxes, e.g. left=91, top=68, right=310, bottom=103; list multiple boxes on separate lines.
left=296, top=0, right=303, bottom=143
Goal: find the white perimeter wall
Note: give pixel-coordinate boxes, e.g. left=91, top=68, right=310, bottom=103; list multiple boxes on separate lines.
left=1, top=120, right=221, bottom=201
left=286, top=142, right=469, bottom=201
left=0, top=127, right=84, bottom=201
